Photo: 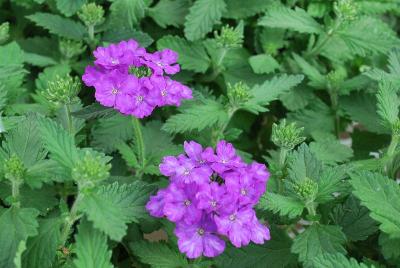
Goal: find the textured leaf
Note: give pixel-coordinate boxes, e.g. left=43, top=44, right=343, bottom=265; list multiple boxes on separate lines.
left=315, top=166, right=347, bottom=204
left=184, top=0, right=226, bottom=41
left=79, top=181, right=154, bottom=241
left=288, top=143, right=323, bottom=183
left=149, top=0, right=189, bottom=28
left=291, top=224, right=347, bottom=262
left=130, top=241, right=188, bottom=268
left=22, top=217, right=62, bottom=268
left=102, top=28, right=153, bottom=47
left=56, top=0, right=86, bottom=17
left=332, top=195, right=378, bottom=242
left=157, top=35, right=210, bottom=73
left=379, top=233, right=400, bottom=260
left=350, top=171, right=400, bottom=238
left=109, top=0, right=146, bottom=29
left=257, top=192, right=304, bottom=219
left=74, top=220, right=113, bottom=268
left=163, top=99, right=229, bottom=134
left=310, top=133, right=353, bottom=164
left=249, top=54, right=280, bottom=74
left=224, top=0, right=271, bottom=19
left=0, top=207, right=39, bottom=268
left=292, top=53, right=326, bottom=89
left=27, top=13, right=86, bottom=40
left=305, top=253, right=373, bottom=268
left=376, top=81, right=399, bottom=127
left=258, top=5, right=323, bottom=34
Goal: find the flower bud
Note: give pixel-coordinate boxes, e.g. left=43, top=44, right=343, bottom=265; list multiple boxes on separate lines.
left=59, top=39, right=86, bottom=59
left=227, top=82, right=251, bottom=106
left=214, top=23, right=244, bottom=48
left=129, top=65, right=152, bottom=78
left=3, top=155, right=25, bottom=182
left=326, top=68, right=347, bottom=89
left=293, top=178, right=318, bottom=201
left=0, top=22, right=10, bottom=44
left=72, top=150, right=111, bottom=190
left=392, top=120, right=400, bottom=137
left=334, top=0, right=358, bottom=22
left=272, top=120, right=305, bottom=150
left=78, top=3, right=105, bottom=27
left=41, top=75, right=81, bottom=105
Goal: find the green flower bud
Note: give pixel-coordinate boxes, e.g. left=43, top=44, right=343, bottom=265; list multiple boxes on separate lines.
left=59, top=39, right=86, bottom=59
left=227, top=82, right=251, bottom=107
left=129, top=65, right=152, bottom=78
left=334, top=0, right=358, bottom=22
left=293, top=178, right=318, bottom=201
left=0, top=22, right=10, bottom=44
left=214, top=24, right=244, bottom=48
left=272, top=120, right=305, bottom=150
left=72, top=150, right=111, bottom=189
left=78, top=3, right=105, bottom=27
left=3, top=155, right=25, bottom=182
left=392, top=120, right=400, bottom=137
left=41, top=75, right=81, bottom=105
left=326, top=68, right=347, bottom=89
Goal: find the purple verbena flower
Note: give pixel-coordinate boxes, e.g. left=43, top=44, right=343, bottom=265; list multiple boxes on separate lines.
left=146, top=189, right=167, bottom=218
left=143, top=49, right=180, bottom=75
left=196, top=182, right=235, bottom=213
left=206, top=140, right=245, bottom=174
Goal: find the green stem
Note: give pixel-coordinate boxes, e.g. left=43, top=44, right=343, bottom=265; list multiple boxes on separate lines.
left=279, top=148, right=288, bottom=168
left=387, top=134, right=399, bottom=158
left=212, top=107, right=237, bottom=146
left=307, top=18, right=343, bottom=57
left=64, top=104, right=75, bottom=136
left=306, top=201, right=317, bottom=217
left=329, top=89, right=340, bottom=138
left=200, top=47, right=228, bottom=83
left=132, top=117, right=145, bottom=172
left=60, top=194, right=82, bottom=247
left=88, top=25, right=95, bottom=41
left=11, top=180, right=21, bottom=208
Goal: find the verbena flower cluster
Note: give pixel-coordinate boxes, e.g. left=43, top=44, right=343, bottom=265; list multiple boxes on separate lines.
left=82, top=39, right=192, bottom=118
left=146, top=140, right=271, bottom=259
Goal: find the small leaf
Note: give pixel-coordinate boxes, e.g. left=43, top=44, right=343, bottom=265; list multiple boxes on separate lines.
left=257, top=192, right=304, bottom=219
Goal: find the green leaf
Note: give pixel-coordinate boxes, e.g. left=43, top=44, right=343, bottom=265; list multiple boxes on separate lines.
left=22, top=217, right=62, bottom=268
left=291, top=224, right=347, bottom=262
left=109, top=0, right=146, bottom=29
left=224, top=0, right=271, bottom=19
left=350, top=171, right=400, bottom=238
left=14, top=241, right=26, bottom=268
left=157, top=35, right=210, bottom=73
left=257, top=192, right=304, bottom=219
left=0, top=42, right=26, bottom=93
left=315, top=166, right=347, bottom=204
left=73, top=220, right=113, bottom=268
left=288, top=143, right=323, bottom=183
left=332, top=195, right=378, bottom=242
left=292, top=53, right=326, bottom=89
left=56, top=0, right=86, bottom=17
left=91, top=114, right=133, bottom=153
left=379, top=233, right=400, bottom=260
left=249, top=54, right=280, bottom=74
left=365, top=48, right=400, bottom=86
left=184, top=0, right=226, bottom=41
left=102, top=28, right=153, bottom=47
left=310, top=133, right=353, bottom=164
left=79, top=181, right=154, bottom=241
left=24, top=52, right=57, bottom=67
left=0, top=207, right=39, bottom=268
left=258, top=5, right=323, bottom=34
left=26, top=13, right=86, bottom=40
left=148, top=0, right=189, bottom=28
left=71, top=103, right=114, bottom=120
left=215, top=226, right=297, bottom=268
left=305, top=253, right=373, bottom=268
left=376, top=81, right=399, bottom=127
left=116, top=141, right=139, bottom=169
left=130, top=241, right=188, bottom=268
left=163, top=99, right=229, bottom=134
left=37, top=117, right=79, bottom=171
left=244, top=74, right=304, bottom=113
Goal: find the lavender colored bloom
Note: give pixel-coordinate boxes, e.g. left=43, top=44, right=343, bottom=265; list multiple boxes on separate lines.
left=225, top=170, right=263, bottom=206
left=206, top=140, right=245, bottom=174
left=146, top=189, right=167, bottom=218
left=214, top=207, right=255, bottom=248
left=196, top=182, right=235, bottom=213
left=163, top=183, right=202, bottom=224
left=175, top=216, right=225, bottom=258
left=144, top=49, right=180, bottom=75
left=151, top=76, right=192, bottom=106
left=249, top=218, right=270, bottom=244
left=82, top=65, right=104, bottom=87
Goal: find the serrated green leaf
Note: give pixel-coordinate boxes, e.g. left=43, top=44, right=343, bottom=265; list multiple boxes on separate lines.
left=163, top=99, right=229, bottom=134
left=315, top=166, right=347, bottom=204
left=22, top=217, right=62, bottom=268
left=305, top=253, right=373, bottom=268
left=292, top=53, right=326, bottom=89
left=376, top=81, right=399, bottom=127
left=350, top=171, right=400, bottom=238
left=27, top=13, right=86, bottom=40
left=184, top=0, right=226, bottom=41
left=37, top=117, right=79, bottom=171
left=79, top=181, right=154, bottom=241
left=149, top=0, right=189, bottom=28
left=379, top=233, right=400, bottom=260
left=258, top=5, right=323, bottom=34
left=310, top=133, right=353, bottom=164
left=73, top=220, right=113, bottom=268
left=102, top=28, right=153, bottom=47
left=24, top=52, right=57, bottom=67
left=332, top=195, right=378, bottom=242
left=109, top=0, right=146, bottom=29
left=0, top=207, right=39, bottom=268
left=292, top=224, right=347, bottom=262
left=244, top=74, right=304, bottom=113
left=224, top=0, right=271, bottom=19
left=249, top=54, right=280, bottom=74
left=257, top=192, right=304, bottom=219
left=288, top=143, right=323, bottom=183
left=130, top=241, right=188, bottom=268
left=157, top=35, right=210, bottom=73
left=56, top=0, right=86, bottom=17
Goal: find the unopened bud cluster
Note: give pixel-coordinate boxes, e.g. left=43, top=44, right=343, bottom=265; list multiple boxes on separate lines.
left=78, top=3, right=105, bottom=27
left=227, top=82, right=250, bottom=106
left=59, top=39, right=86, bottom=59
left=293, top=178, right=318, bottom=200
left=326, top=68, right=346, bottom=89
left=334, top=0, right=358, bottom=22
left=4, top=155, right=25, bottom=182
left=42, top=75, right=81, bottom=105
left=0, top=22, right=9, bottom=44
left=272, top=120, right=305, bottom=150
left=214, top=25, right=243, bottom=48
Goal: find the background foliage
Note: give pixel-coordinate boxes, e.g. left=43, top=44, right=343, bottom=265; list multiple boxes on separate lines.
left=0, top=0, right=400, bottom=267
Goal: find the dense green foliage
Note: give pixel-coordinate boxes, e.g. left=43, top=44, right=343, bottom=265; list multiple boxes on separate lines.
left=0, top=0, right=400, bottom=267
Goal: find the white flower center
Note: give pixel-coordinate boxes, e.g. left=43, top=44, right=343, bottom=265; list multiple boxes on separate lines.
left=161, top=89, right=167, bottom=96
left=184, top=199, right=191, bottom=206
left=229, top=214, right=236, bottom=221
left=136, top=95, right=144, bottom=102
left=111, top=59, right=119, bottom=65
left=210, top=200, right=217, bottom=207
left=221, top=159, right=228, bottom=164
left=183, top=168, right=190, bottom=175
left=197, top=228, right=205, bottom=236
left=240, top=189, right=247, bottom=196
left=111, top=88, right=119, bottom=95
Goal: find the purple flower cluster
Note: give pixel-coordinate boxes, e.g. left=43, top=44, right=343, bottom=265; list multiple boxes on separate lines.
left=146, top=140, right=270, bottom=259
left=82, top=39, right=192, bottom=118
